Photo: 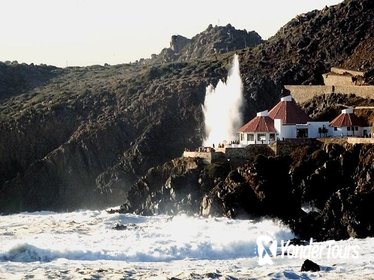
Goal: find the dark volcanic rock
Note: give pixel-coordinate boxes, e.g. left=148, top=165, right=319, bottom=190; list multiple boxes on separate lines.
left=289, top=144, right=374, bottom=240
left=301, top=259, right=320, bottom=272
left=242, top=155, right=300, bottom=218
left=122, top=157, right=207, bottom=215
left=200, top=169, right=261, bottom=218
left=125, top=154, right=301, bottom=220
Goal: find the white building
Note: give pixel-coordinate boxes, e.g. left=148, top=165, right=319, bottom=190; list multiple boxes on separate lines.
left=268, top=95, right=313, bottom=140
left=238, top=96, right=371, bottom=145
left=330, top=108, right=371, bottom=137
left=238, top=110, right=276, bottom=145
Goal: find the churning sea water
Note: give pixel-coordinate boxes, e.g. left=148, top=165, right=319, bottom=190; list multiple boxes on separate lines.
left=0, top=210, right=373, bottom=279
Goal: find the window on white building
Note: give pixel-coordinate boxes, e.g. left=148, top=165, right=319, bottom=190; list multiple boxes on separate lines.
left=297, top=128, right=308, bottom=138
left=257, top=134, right=266, bottom=141
left=269, top=134, right=275, bottom=141
left=247, top=134, right=254, bottom=141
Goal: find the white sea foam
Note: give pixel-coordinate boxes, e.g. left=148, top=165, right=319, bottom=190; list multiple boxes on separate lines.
left=0, top=210, right=373, bottom=279
left=0, top=212, right=292, bottom=263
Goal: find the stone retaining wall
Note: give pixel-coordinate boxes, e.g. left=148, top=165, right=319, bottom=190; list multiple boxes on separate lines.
left=183, top=145, right=274, bottom=163
left=285, top=85, right=374, bottom=104
left=182, top=151, right=225, bottom=164
left=224, top=145, right=274, bottom=161
left=272, top=139, right=319, bottom=156
left=347, top=137, right=374, bottom=144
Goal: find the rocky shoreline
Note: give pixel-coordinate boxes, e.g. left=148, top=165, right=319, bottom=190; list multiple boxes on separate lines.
left=117, top=141, right=374, bottom=241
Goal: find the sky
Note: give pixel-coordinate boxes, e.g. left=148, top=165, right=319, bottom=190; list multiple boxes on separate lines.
left=0, top=0, right=342, bottom=67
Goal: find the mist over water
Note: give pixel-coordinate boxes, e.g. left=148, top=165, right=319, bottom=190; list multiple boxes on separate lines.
left=203, top=54, right=243, bottom=147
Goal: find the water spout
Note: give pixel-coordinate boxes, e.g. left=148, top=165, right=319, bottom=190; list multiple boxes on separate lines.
left=202, top=54, right=243, bottom=147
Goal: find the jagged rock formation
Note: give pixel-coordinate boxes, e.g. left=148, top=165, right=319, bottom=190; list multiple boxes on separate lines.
left=289, top=143, right=374, bottom=240
left=0, top=0, right=373, bottom=213
left=151, top=24, right=263, bottom=63
left=120, top=157, right=209, bottom=215
left=120, top=142, right=374, bottom=240
left=169, top=35, right=191, bottom=53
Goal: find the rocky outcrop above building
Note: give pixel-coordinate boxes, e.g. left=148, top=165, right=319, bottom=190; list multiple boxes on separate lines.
left=240, top=0, right=374, bottom=88
left=342, top=37, right=374, bottom=76
left=301, top=93, right=374, bottom=124
left=170, top=35, right=191, bottom=53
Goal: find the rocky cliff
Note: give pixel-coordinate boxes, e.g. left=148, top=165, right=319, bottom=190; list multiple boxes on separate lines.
left=0, top=0, right=373, bottom=213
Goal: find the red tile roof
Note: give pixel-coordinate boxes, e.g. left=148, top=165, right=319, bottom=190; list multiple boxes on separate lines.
left=330, top=112, right=366, bottom=127
left=239, top=115, right=276, bottom=133
left=268, top=99, right=310, bottom=124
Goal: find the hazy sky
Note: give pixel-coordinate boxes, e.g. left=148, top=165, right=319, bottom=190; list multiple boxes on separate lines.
left=0, top=0, right=342, bottom=67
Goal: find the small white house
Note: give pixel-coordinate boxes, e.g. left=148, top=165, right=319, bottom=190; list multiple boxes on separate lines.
left=238, top=110, right=277, bottom=145
left=269, top=95, right=311, bottom=140
left=330, top=108, right=371, bottom=137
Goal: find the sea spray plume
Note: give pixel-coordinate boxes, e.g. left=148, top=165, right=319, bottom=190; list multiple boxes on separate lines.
left=202, top=54, right=243, bottom=147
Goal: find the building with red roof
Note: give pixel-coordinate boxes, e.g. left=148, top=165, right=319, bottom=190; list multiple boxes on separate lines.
left=330, top=108, right=369, bottom=137
left=269, top=95, right=317, bottom=139
left=268, top=95, right=310, bottom=125
left=239, top=95, right=326, bottom=143
left=238, top=110, right=276, bottom=144
left=238, top=95, right=371, bottom=146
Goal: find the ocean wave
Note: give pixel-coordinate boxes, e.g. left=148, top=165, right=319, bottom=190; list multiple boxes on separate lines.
left=0, top=240, right=259, bottom=263
left=1, top=244, right=56, bottom=262
left=0, top=212, right=294, bottom=263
